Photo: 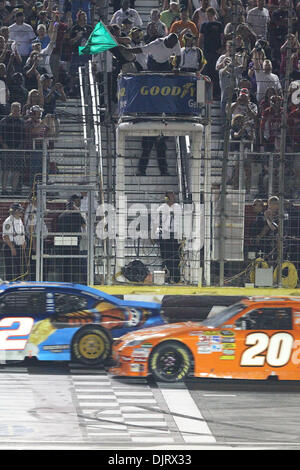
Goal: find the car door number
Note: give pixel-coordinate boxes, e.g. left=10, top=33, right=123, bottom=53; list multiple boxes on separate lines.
left=240, top=332, right=295, bottom=367
left=0, top=317, right=34, bottom=350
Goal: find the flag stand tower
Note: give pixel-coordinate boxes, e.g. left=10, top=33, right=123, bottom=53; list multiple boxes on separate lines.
left=115, top=71, right=209, bottom=285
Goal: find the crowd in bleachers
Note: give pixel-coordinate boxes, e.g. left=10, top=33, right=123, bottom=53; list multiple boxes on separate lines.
left=0, top=0, right=100, bottom=196
left=0, top=0, right=297, bottom=197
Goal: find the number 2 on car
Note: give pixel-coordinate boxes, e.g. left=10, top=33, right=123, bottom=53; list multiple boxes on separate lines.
left=0, top=317, right=34, bottom=350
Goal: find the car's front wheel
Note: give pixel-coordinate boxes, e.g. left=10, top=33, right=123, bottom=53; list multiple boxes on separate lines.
left=71, top=326, right=112, bottom=366
left=149, top=341, right=192, bottom=382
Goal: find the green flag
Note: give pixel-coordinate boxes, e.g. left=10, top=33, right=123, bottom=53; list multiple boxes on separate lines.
left=78, top=21, right=117, bottom=56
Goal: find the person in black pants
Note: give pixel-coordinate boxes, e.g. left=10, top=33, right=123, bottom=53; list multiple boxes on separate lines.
left=154, top=191, right=181, bottom=283
left=57, top=194, right=86, bottom=283
left=2, top=203, right=26, bottom=281
left=136, top=136, right=169, bottom=176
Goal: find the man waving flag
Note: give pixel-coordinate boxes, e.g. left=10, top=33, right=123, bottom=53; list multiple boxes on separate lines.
left=78, top=21, right=118, bottom=55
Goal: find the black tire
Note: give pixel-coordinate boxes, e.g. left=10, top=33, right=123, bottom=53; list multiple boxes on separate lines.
left=149, top=341, right=192, bottom=383
left=71, top=326, right=112, bottom=366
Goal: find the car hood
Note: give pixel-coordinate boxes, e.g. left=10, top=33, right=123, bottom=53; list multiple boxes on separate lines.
left=115, top=321, right=205, bottom=345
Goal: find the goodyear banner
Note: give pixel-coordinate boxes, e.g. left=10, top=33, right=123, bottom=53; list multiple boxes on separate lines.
left=118, top=73, right=207, bottom=117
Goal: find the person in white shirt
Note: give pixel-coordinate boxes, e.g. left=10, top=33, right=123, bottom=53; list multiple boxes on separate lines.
left=110, top=0, right=142, bottom=28
left=252, top=54, right=282, bottom=103
left=127, top=33, right=181, bottom=71
left=8, top=11, right=35, bottom=64
left=152, top=191, right=182, bottom=283
left=3, top=203, right=26, bottom=281
left=192, top=0, right=210, bottom=32
left=246, top=0, right=270, bottom=40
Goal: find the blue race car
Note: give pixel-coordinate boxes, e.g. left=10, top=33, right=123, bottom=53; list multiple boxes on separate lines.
left=0, top=282, right=164, bottom=365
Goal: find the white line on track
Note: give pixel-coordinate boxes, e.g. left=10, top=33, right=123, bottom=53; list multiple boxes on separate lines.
left=158, top=383, right=216, bottom=444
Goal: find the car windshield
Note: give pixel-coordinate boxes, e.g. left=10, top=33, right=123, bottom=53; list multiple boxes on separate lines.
left=201, top=303, right=245, bottom=327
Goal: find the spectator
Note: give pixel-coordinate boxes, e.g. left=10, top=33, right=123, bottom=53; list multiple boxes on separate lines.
left=112, top=0, right=136, bottom=12
left=191, top=0, right=220, bottom=15
left=8, top=11, right=35, bottom=65
left=0, top=102, right=25, bottom=195
left=229, top=23, right=256, bottom=54
left=192, top=0, right=210, bottom=33
left=27, top=1, right=44, bottom=31
left=160, top=1, right=180, bottom=32
left=218, top=51, right=247, bottom=124
left=220, top=0, right=245, bottom=26
left=0, top=0, right=15, bottom=27
left=24, top=105, right=53, bottom=188
left=287, top=101, right=300, bottom=153
left=145, top=9, right=168, bottom=43
left=59, top=11, right=73, bottom=89
left=29, top=24, right=58, bottom=77
left=0, top=62, right=9, bottom=118
left=34, top=23, right=50, bottom=49
left=40, top=74, right=66, bottom=116
left=229, top=112, right=254, bottom=192
left=0, top=25, right=8, bottom=42
left=24, top=51, right=42, bottom=90
left=110, top=0, right=142, bottom=29
left=280, top=33, right=300, bottom=80
left=50, top=9, right=69, bottom=83
left=259, top=86, right=277, bottom=112
left=230, top=87, right=258, bottom=138
left=68, top=0, right=92, bottom=24
left=36, top=10, right=51, bottom=30
left=127, top=32, right=182, bottom=71
left=199, top=7, right=224, bottom=99
left=230, top=112, right=255, bottom=141
left=252, top=53, right=282, bottom=103
left=23, top=82, right=44, bottom=117
left=180, top=32, right=206, bottom=72
left=233, top=77, right=258, bottom=104
left=169, top=7, right=199, bottom=46
left=120, top=17, right=134, bottom=37
left=69, top=9, right=93, bottom=97
left=0, top=36, right=22, bottom=74
left=260, top=94, right=283, bottom=151
left=137, top=136, right=169, bottom=176
left=8, top=72, right=28, bottom=107
left=268, top=0, right=291, bottom=71
left=246, top=0, right=270, bottom=41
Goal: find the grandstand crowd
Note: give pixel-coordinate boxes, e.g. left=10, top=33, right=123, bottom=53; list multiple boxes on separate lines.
left=0, top=0, right=297, bottom=197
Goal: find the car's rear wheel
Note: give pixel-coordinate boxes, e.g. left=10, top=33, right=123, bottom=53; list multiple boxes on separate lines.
left=149, top=341, right=192, bottom=382
left=71, top=326, right=112, bottom=366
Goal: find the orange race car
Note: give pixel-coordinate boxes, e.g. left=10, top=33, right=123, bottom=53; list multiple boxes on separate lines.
left=109, top=296, right=300, bottom=382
